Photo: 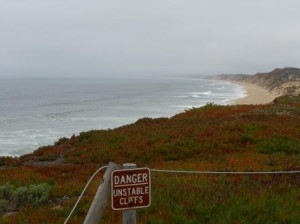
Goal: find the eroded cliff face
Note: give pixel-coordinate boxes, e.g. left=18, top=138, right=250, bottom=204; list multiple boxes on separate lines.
left=218, top=68, right=300, bottom=96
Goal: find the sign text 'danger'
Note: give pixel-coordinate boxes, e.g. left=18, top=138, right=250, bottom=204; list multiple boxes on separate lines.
left=111, top=168, right=151, bottom=210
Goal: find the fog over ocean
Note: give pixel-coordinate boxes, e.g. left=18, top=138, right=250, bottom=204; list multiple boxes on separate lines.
left=0, top=77, right=246, bottom=156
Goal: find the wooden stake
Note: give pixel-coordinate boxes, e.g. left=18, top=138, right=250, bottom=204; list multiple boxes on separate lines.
left=83, top=162, right=120, bottom=224
left=122, top=163, right=137, bottom=224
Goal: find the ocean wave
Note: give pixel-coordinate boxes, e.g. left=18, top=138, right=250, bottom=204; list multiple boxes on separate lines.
left=189, top=91, right=212, bottom=96
left=0, top=152, right=18, bottom=157
left=171, top=105, right=195, bottom=109
left=176, top=96, right=189, bottom=98
left=176, top=91, right=212, bottom=99
left=63, top=117, right=113, bottom=121
left=0, top=129, right=63, bottom=153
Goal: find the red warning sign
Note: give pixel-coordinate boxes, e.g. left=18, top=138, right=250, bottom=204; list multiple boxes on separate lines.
left=111, top=168, right=151, bottom=210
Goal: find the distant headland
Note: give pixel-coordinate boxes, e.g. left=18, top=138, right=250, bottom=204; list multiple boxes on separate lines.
left=215, top=67, right=300, bottom=104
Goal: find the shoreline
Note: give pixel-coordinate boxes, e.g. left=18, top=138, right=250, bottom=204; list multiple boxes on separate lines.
left=0, top=79, right=281, bottom=158
left=231, top=82, right=279, bottom=105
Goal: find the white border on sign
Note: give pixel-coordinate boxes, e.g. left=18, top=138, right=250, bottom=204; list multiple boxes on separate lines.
left=111, top=167, right=151, bottom=211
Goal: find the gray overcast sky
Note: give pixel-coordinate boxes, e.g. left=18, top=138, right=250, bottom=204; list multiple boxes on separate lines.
left=0, top=0, right=300, bottom=78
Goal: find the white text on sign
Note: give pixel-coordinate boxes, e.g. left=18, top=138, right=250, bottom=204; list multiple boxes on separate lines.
left=111, top=168, right=151, bottom=210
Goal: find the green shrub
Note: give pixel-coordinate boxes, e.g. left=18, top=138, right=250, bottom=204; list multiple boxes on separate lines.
left=0, top=183, right=52, bottom=214
left=257, top=136, right=300, bottom=154
left=0, top=199, right=9, bottom=215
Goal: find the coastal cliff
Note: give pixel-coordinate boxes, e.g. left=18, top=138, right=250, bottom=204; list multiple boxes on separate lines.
left=218, top=67, right=300, bottom=96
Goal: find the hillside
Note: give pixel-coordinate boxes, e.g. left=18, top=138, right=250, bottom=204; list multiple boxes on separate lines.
left=218, top=67, right=300, bottom=96
left=1, top=95, right=300, bottom=223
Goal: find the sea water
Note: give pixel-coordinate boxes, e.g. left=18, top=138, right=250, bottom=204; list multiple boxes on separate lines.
left=0, top=77, right=246, bottom=156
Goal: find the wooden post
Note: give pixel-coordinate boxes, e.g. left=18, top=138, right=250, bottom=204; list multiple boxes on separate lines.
left=122, top=163, right=137, bottom=224
left=83, top=162, right=120, bottom=224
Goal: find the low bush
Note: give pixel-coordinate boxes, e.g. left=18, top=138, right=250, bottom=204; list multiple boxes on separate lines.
left=0, top=183, right=52, bottom=215
left=257, top=135, right=300, bottom=154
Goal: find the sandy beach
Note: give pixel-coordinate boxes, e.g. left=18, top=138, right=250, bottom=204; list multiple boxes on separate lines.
left=232, top=82, right=279, bottom=105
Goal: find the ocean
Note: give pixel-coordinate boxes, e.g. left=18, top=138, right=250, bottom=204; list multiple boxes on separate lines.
left=0, top=77, right=246, bottom=157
